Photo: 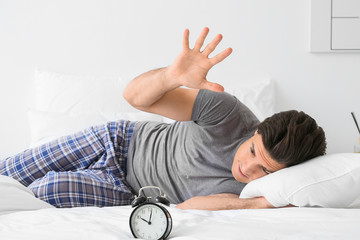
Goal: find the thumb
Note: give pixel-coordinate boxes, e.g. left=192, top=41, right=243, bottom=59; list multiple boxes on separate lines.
left=201, top=80, right=224, bottom=92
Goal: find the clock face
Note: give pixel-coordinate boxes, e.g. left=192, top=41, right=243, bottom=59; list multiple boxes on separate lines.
left=130, top=203, right=172, bottom=240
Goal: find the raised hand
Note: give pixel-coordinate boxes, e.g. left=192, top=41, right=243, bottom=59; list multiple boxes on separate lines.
left=167, top=27, right=232, bottom=92
left=124, top=27, right=232, bottom=121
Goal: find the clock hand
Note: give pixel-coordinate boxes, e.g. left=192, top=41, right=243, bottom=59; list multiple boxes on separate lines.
left=140, top=217, right=150, bottom=224
left=148, top=209, right=153, bottom=224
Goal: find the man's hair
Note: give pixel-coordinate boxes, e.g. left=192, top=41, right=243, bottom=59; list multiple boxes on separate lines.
left=257, top=110, right=326, bottom=167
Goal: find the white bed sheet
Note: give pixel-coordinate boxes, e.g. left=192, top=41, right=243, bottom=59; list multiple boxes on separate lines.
left=1, top=206, right=359, bottom=240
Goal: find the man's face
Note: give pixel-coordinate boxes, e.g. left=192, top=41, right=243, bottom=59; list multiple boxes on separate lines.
left=232, top=131, right=285, bottom=183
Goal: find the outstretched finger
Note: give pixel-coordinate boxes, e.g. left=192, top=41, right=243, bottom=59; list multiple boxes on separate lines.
left=209, top=48, right=233, bottom=66
left=203, top=34, right=223, bottom=57
left=193, top=27, right=209, bottom=51
left=182, top=29, right=190, bottom=50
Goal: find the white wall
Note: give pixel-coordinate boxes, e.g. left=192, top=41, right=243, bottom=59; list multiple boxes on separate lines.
left=1, top=0, right=360, bottom=158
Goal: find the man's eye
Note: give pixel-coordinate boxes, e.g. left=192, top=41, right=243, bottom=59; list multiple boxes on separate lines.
left=262, top=167, right=271, bottom=175
left=250, top=147, right=255, bottom=155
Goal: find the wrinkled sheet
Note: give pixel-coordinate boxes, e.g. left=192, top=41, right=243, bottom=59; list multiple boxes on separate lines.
left=1, top=206, right=359, bottom=240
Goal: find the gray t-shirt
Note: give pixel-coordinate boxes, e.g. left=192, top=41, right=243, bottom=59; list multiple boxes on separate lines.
left=126, top=89, right=260, bottom=203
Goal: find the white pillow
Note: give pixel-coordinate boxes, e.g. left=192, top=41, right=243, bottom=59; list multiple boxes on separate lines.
left=239, top=153, right=360, bottom=208
left=229, top=79, right=275, bottom=121
left=34, top=69, right=275, bottom=121
left=31, top=70, right=275, bottom=146
left=0, top=175, right=54, bottom=215
left=34, top=69, right=132, bottom=113
left=28, top=109, right=163, bottom=148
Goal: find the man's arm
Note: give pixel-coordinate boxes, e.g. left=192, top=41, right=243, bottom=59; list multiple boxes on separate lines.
left=123, top=68, right=199, bottom=121
left=176, top=194, right=275, bottom=211
left=123, top=27, right=232, bottom=121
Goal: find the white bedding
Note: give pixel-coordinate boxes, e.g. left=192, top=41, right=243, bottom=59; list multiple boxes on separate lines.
left=2, top=152, right=357, bottom=240
left=1, top=70, right=358, bottom=239
left=1, top=206, right=359, bottom=240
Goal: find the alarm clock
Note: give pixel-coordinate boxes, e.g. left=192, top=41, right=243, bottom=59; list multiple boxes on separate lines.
left=129, top=186, right=172, bottom=240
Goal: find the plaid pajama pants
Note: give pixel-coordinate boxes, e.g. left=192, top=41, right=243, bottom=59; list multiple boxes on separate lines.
left=0, top=120, right=136, bottom=208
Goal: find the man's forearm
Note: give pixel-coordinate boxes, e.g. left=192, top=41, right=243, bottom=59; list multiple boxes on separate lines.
left=123, top=67, right=179, bottom=108
left=176, top=195, right=274, bottom=211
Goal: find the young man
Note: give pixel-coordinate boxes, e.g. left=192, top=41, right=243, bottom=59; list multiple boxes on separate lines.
left=0, top=28, right=326, bottom=210
left=122, top=27, right=326, bottom=210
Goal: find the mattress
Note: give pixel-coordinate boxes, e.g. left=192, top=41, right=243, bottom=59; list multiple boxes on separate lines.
left=1, top=205, right=359, bottom=240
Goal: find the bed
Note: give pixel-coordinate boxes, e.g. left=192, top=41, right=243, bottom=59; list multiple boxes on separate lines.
left=1, top=204, right=360, bottom=240
left=2, top=150, right=360, bottom=239
left=1, top=70, right=360, bottom=239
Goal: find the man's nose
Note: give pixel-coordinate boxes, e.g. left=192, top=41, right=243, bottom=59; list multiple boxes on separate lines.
left=242, top=160, right=265, bottom=180
left=242, top=159, right=256, bottom=177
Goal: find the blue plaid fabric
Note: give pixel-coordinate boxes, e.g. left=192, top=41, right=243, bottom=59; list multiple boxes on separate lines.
left=0, top=120, right=135, bottom=208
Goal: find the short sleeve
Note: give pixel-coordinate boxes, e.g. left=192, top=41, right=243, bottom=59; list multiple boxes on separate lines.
left=191, top=89, right=238, bottom=126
